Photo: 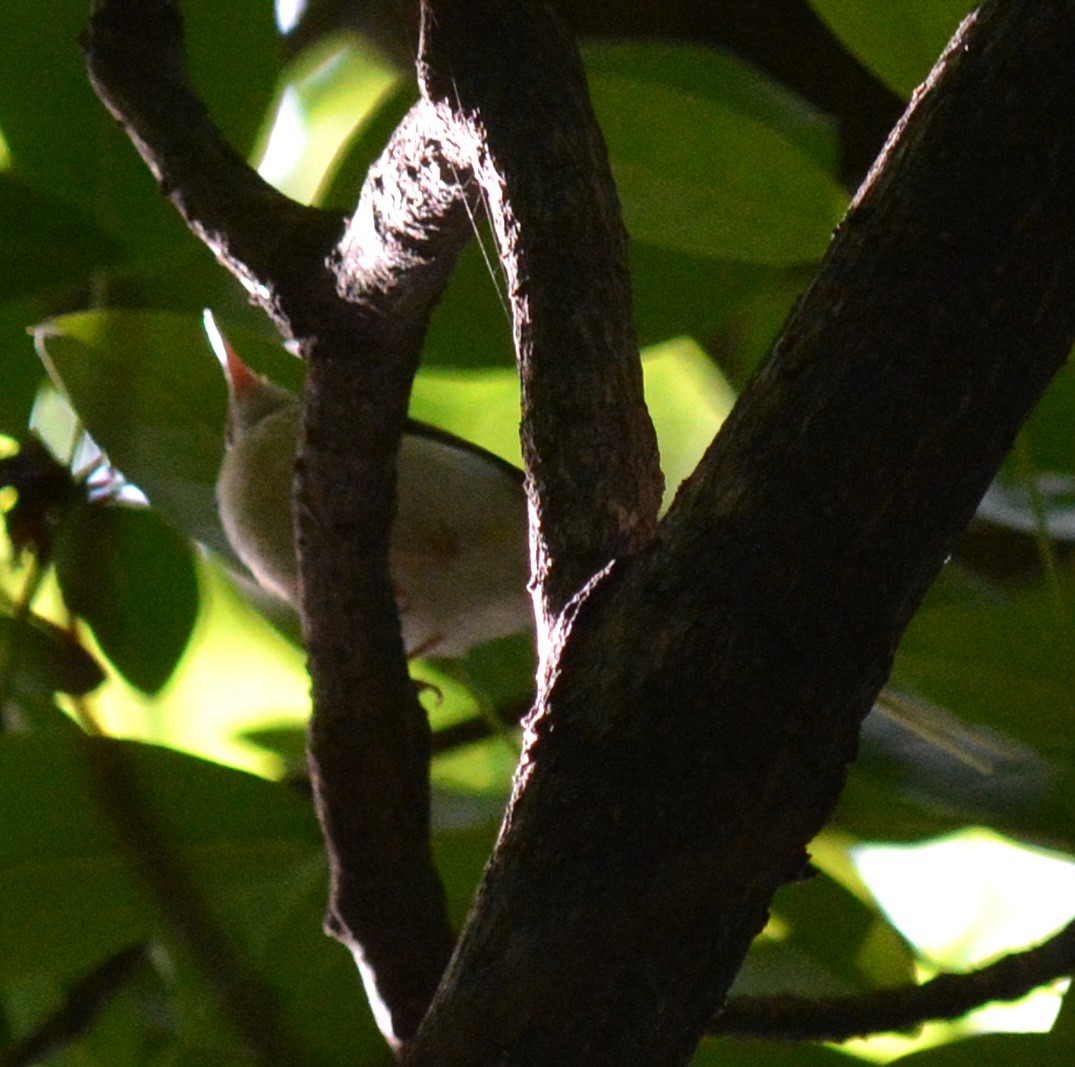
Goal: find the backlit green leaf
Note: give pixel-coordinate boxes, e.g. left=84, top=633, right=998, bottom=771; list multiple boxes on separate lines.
left=806, top=0, right=976, bottom=98
left=591, top=74, right=848, bottom=265
left=54, top=502, right=199, bottom=694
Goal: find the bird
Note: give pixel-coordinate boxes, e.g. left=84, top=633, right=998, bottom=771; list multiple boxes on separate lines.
left=209, top=313, right=533, bottom=659
left=208, top=315, right=1010, bottom=772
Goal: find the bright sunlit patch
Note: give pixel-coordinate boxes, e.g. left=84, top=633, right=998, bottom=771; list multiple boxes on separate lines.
left=254, top=37, right=401, bottom=204
left=842, top=829, right=1075, bottom=1059
left=432, top=738, right=519, bottom=797
left=257, top=86, right=308, bottom=192
left=409, top=337, right=736, bottom=499
left=29, top=384, right=81, bottom=466
left=152, top=562, right=310, bottom=773
left=410, top=367, right=522, bottom=467
left=641, top=336, right=736, bottom=506
left=275, top=0, right=306, bottom=34
left=856, top=830, right=1075, bottom=971
left=0, top=125, right=11, bottom=171
left=64, top=558, right=310, bottom=777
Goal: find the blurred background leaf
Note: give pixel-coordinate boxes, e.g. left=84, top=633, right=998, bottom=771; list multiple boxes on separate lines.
left=804, top=1, right=977, bottom=97
left=53, top=502, right=199, bottom=695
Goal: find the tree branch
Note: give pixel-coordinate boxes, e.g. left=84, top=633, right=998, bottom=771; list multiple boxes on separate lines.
left=0, top=944, right=147, bottom=1067
left=298, top=104, right=483, bottom=1049
left=715, top=918, right=1075, bottom=1043
left=84, top=739, right=305, bottom=1064
left=406, top=2, right=1075, bottom=1062
left=83, top=1, right=484, bottom=1048
left=84, top=0, right=1075, bottom=1062
left=418, top=0, right=664, bottom=633
left=83, top=0, right=342, bottom=326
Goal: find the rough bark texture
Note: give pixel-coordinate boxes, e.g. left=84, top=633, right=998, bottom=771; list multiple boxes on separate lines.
left=84, top=0, right=1075, bottom=1062
left=419, top=0, right=665, bottom=636
left=84, top=2, right=476, bottom=1045
left=405, top=2, right=1075, bottom=1063
left=299, top=108, right=482, bottom=1044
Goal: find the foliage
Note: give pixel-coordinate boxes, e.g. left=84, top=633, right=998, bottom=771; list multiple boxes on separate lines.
left=0, top=1, right=1072, bottom=1063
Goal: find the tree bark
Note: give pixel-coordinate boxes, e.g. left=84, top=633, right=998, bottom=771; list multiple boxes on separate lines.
left=405, top=2, right=1075, bottom=1063
left=84, top=0, right=1075, bottom=1063
left=83, top=2, right=476, bottom=1045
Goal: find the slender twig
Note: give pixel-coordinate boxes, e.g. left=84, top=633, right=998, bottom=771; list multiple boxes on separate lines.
left=84, top=738, right=307, bottom=1065
left=0, top=944, right=148, bottom=1067
left=714, top=918, right=1075, bottom=1043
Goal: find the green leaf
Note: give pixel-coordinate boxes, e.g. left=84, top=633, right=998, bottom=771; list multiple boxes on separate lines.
left=896, top=569, right=1074, bottom=767
left=433, top=820, right=502, bottom=928
left=460, top=631, right=537, bottom=718
left=805, top=0, right=976, bottom=98
left=906, top=989, right=1075, bottom=1063
left=0, top=0, right=279, bottom=266
left=431, top=735, right=519, bottom=797
left=318, top=77, right=419, bottom=211
left=256, top=34, right=405, bottom=205
left=54, top=502, right=199, bottom=694
left=835, top=743, right=1064, bottom=849
left=590, top=73, right=848, bottom=265
left=743, top=868, right=915, bottom=997
left=980, top=361, right=1075, bottom=539
left=836, top=567, right=1075, bottom=851
left=425, top=238, right=787, bottom=371
left=1008, top=362, right=1075, bottom=479
left=897, top=1032, right=1068, bottom=1065
left=0, top=300, right=48, bottom=436
left=422, top=233, right=517, bottom=370
left=35, top=309, right=225, bottom=549
left=322, top=44, right=824, bottom=363
left=34, top=309, right=298, bottom=557
left=641, top=337, right=736, bottom=506
left=629, top=248, right=778, bottom=355
left=583, top=41, right=841, bottom=175
left=691, top=1038, right=850, bottom=1065
left=0, top=174, right=120, bottom=302
left=0, top=736, right=320, bottom=982
left=324, top=53, right=801, bottom=362
left=0, top=690, right=84, bottom=735
left=0, top=611, right=105, bottom=697
left=181, top=0, right=282, bottom=159
left=0, top=300, right=45, bottom=434
left=237, top=723, right=309, bottom=779
left=0, top=735, right=385, bottom=1063
left=585, top=42, right=845, bottom=266
left=413, top=336, right=737, bottom=516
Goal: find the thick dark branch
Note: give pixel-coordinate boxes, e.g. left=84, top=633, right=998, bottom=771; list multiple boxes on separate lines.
left=83, top=1, right=483, bottom=1049
left=300, top=106, right=481, bottom=1049
left=406, top=3, right=1075, bottom=1063
left=715, top=918, right=1075, bottom=1043
left=418, top=0, right=664, bottom=628
left=83, top=0, right=342, bottom=327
